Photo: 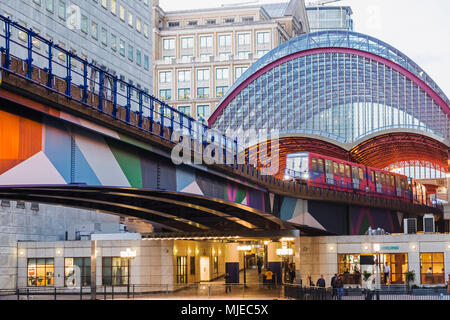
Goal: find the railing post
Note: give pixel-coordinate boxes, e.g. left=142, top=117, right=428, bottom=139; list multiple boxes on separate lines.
left=54, top=287, right=57, bottom=300
left=111, top=285, right=114, bottom=300
left=65, top=50, right=72, bottom=96
left=149, top=97, right=154, bottom=132
left=104, top=285, right=106, bottom=300
left=82, top=58, right=88, bottom=103
left=47, top=41, right=53, bottom=88
left=26, top=28, right=33, bottom=79
left=98, top=70, right=104, bottom=111
left=26, top=288, right=29, bottom=300
left=126, top=84, right=131, bottom=123
left=170, top=109, right=174, bottom=133
left=138, top=90, right=143, bottom=128
left=80, top=285, right=83, bottom=300
left=2, top=17, right=11, bottom=69
left=16, top=288, right=19, bottom=300
left=112, top=75, right=118, bottom=117
left=160, top=104, right=165, bottom=136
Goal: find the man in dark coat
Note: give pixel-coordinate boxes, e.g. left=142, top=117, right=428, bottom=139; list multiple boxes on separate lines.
left=225, top=273, right=232, bottom=293
left=331, top=273, right=337, bottom=299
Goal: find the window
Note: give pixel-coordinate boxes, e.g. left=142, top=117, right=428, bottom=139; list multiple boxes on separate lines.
left=237, top=51, right=250, bottom=59
left=257, top=31, right=270, bottom=44
left=218, top=34, right=231, bottom=47
left=159, top=71, right=172, bottom=84
left=27, top=258, right=54, bottom=287
left=128, top=45, right=134, bottom=61
left=187, top=21, right=198, bottom=26
left=18, top=20, right=27, bottom=42
left=206, top=19, right=216, bottom=25
left=58, top=1, right=66, bottom=20
left=235, top=66, right=248, bottom=79
left=224, top=18, right=235, bottom=23
left=136, top=18, right=141, bottom=33
left=216, top=68, right=229, bottom=80
left=128, top=12, right=133, bottom=27
left=242, top=16, right=254, bottom=22
left=102, top=257, right=129, bottom=286
left=46, top=0, right=54, bottom=12
left=219, top=52, right=231, bottom=60
left=178, top=70, right=191, bottom=82
left=101, top=27, right=107, bottom=45
left=181, top=55, right=192, bottom=62
left=64, top=258, right=91, bottom=287
left=119, top=75, right=125, bottom=90
left=384, top=253, right=409, bottom=284
left=144, top=55, right=149, bottom=70
left=119, top=5, right=125, bottom=21
left=200, top=35, right=212, bottom=48
left=101, top=0, right=107, bottom=8
left=168, top=21, right=180, bottom=27
left=238, top=33, right=250, bottom=46
left=143, top=23, right=149, bottom=38
left=200, top=53, right=212, bottom=61
left=163, top=38, right=175, bottom=50
left=81, top=15, right=88, bottom=33
left=190, top=256, right=195, bottom=275
left=178, top=88, right=190, bottom=100
left=119, top=39, right=125, bottom=56
left=197, top=87, right=209, bottom=99
left=181, top=37, right=194, bottom=49
left=178, top=106, right=190, bottom=116
left=216, top=86, right=228, bottom=98
left=197, top=105, right=210, bottom=118
left=159, top=89, right=172, bottom=100
left=176, top=256, right=188, bottom=284
left=420, top=253, right=444, bottom=284
left=91, top=22, right=98, bottom=39
left=111, top=34, right=117, bottom=51
left=197, top=69, right=210, bottom=81
left=111, top=0, right=116, bottom=14
left=136, top=49, right=141, bottom=66
left=257, top=49, right=269, bottom=57
left=163, top=56, right=174, bottom=63
left=338, top=254, right=360, bottom=285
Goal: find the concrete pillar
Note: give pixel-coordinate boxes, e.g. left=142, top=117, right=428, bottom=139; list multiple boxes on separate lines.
left=267, top=242, right=282, bottom=285
left=90, top=240, right=97, bottom=300
left=294, top=236, right=301, bottom=284
left=225, top=243, right=240, bottom=283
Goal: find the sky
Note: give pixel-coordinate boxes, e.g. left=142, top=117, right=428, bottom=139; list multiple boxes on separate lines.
left=159, top=0, right=450, bottom=99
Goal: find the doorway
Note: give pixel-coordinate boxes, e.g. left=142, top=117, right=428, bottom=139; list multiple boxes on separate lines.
left=200, top=256, right=210, bottom=281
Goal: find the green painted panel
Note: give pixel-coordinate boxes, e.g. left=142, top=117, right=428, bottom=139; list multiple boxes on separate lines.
left=107, top=138, right=143, bottom=188
left=118, top=133, right=153, bottom=153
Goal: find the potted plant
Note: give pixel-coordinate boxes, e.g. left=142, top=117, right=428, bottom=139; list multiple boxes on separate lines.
left=405, top=270, right=416, bottom=292
left=362, top=271, right=372, bottom=282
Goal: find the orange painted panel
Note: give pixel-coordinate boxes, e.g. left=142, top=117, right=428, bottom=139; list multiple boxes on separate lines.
left=0, top=110, right=42, bottom=175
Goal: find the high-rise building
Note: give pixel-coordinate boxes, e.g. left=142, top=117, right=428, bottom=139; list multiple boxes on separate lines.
left=1, top=0, right=153, bottom=95
left=152, top=0, right=310, bottom=121
left=306, top=5, right=353, bottom=32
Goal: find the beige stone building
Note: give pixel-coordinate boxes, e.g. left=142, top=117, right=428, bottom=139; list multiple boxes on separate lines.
left=152, top=0, right=310, bottom=121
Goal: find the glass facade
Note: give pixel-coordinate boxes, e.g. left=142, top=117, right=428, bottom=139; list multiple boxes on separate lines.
left=102, top=257, right=129, bottom=286
left=212, top=31, right=450, bottom=147
left=64, top=257, right=91, bottom=287
left=420, top=252, right=445, bottom=284
left=306, top=6, right=353, bottom=32
left=27, top=258, right=54, bottom=287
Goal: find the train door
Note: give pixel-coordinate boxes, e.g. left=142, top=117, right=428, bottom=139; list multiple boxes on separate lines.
left=352, top=167, right=360, bottom=189
left=375, top=171, right=382, bottom=193
left=325, top=160, right=334, bottom=185
left=395, top=176, right=402, bottom=197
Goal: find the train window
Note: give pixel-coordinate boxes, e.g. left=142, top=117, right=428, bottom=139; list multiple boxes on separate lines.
left=400, top=178, right=406, bottom=189
left=317, top=158, right=324, bottom=172
left=375, top=172, right=380, bottom=184
left=390, top=176, right=395, bottom=187
left=311, top=157, right=317, bottom=171
left=359, top=168, right=364, bottom=180
left=352, top=167, right=357, bottom=179
left=325, top=160, right=333, bottom=174
left=395, top=176, right=401, bottom=187
left=339, top=163, right=345, bottom=176
left=345, top=165, right=351, bottom=178
left=333, top=162, right=339, bottom=175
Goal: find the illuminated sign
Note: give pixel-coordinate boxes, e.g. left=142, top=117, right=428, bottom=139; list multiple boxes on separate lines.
left=276, top=248, right=293, bottom=256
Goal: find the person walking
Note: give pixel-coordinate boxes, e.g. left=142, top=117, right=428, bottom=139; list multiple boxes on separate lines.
left=257, top=257, right=262, bottom=275
left=331, top=273, right=337, bottom=300
left=265, top=269, right=274, bottom=289
left=335, top=275, right=344, bottom=300
left=384, top=262, right=391, bottom=284
left=316, top=274, right=326, bottom=300
left=289, top=263, right=296, bottom=283
left=225, top=273, right=232, bottom=294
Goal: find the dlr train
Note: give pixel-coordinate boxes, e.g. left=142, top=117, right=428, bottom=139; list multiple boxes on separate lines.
left=284, top=152, right=427, bottom=205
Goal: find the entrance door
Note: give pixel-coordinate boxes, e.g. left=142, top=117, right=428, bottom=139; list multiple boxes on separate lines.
left=200, top=256, right=210, bottom=281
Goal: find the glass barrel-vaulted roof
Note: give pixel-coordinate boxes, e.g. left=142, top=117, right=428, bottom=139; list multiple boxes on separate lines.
left=209, top=30, right=450, bottom=147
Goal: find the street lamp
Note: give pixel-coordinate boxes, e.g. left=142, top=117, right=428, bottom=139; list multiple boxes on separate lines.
left=237, top=245, right=252, bottom=288
left=120, top=248, right=136, bottom=298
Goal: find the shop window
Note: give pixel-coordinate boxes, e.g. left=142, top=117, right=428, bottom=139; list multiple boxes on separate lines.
left=102, top=257, right=129, bottom=286
left=338, top=254, right=361, bottom=285
left=65, top=257, right=91, bottom=287
left=420, top=252, right=444, bottom=284
left=384, top=253, right=408, bottom=284
left=27, top=258, right=54, bottom=287
left=176, top=256, right=188, bottom=284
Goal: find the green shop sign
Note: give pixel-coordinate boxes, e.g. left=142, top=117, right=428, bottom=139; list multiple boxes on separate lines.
left=381, top=246, right=399, bottom=250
